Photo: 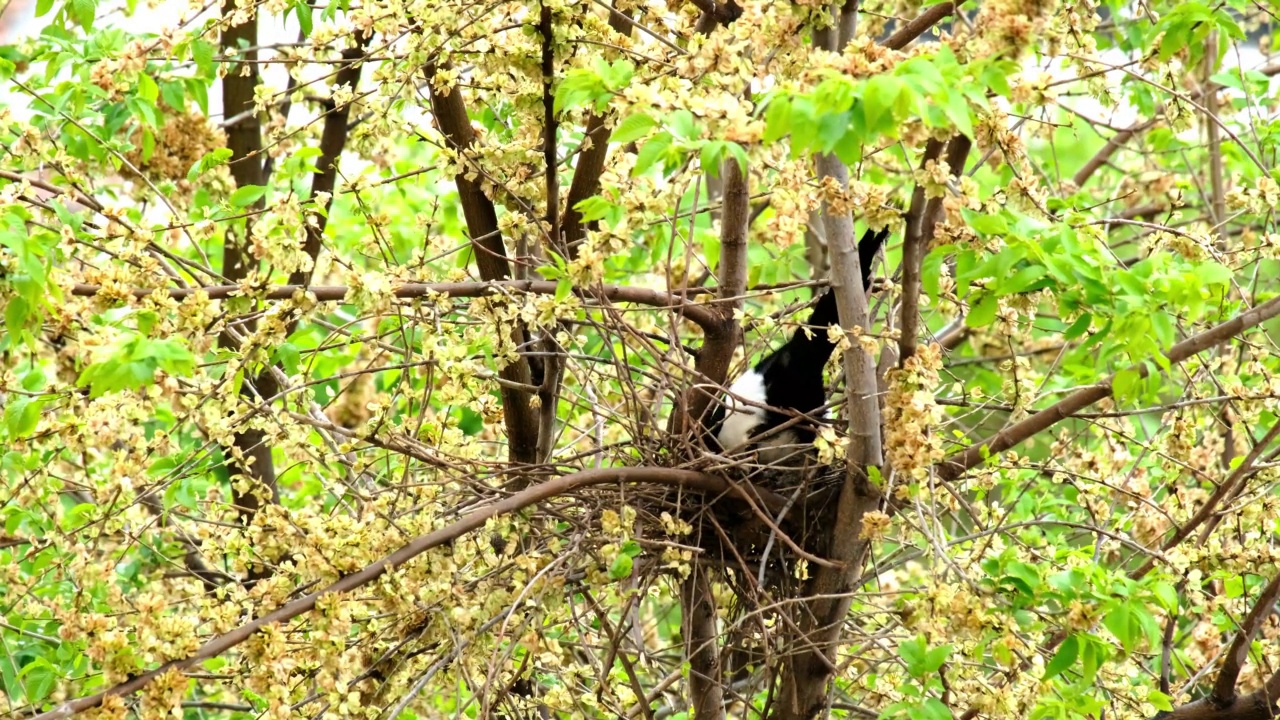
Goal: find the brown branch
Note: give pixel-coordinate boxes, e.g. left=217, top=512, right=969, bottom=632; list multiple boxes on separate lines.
left=540, top=2, right=560, bottom=253
left=936, top=293, right=1280, bottom=483
left=288, top=30, right=373, bottom=288
left=1160, top=672, right=1280, bottom=720
left=30, top=467, right=785, bottom=720
left=1131, top=421, right=1280, bottom=579
left=682, top=565, right=726, bottom=720
left=69, top=280, right=720, bottom=330
left=1072, top=120, right=1154, bottom=189
left=773, top=153, right=885, bottom=720
left=426, top=64, right=541, bottom=466
left=898, top=138, right=946, bottom=366
left=561, top=5, right=632, bottom=256
left=1212, top=572, right=1280, bottom=707
left=218, top=0, right=278, bottom=534
left=677, top=158, right=750, bottom=436
left=882, top=2, right=955, bottom=50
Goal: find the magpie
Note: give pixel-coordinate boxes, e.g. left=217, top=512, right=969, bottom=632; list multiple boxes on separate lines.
left=708, top=227, right=889, bottom=465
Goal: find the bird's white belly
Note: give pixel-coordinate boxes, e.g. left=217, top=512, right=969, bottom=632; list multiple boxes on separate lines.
left=716, top=370, right=767, bottom=450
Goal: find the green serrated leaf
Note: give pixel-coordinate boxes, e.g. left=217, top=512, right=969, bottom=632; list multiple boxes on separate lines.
left=632, top=132, right=673, bottom=176
left=610, top=112, right=656, bottom=144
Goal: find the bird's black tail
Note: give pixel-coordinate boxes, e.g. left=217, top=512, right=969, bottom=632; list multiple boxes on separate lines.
left=805, top=227, right=890, bottom=331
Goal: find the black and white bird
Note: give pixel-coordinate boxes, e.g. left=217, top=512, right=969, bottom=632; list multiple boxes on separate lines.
left=708, top=228, right=889, bottom=465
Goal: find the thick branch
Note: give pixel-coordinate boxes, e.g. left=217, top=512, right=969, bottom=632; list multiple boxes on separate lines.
left=288, top=31, right=373, bottom=288
left=69, top=280, right=720, bottom=330
left=682, top=565, right=726, bottom=720
left=427, top=66, right=538, bottom=465
left=218, top=0, right=277, bottom=529
left=30, top=467, right=785, bottom=720
left=936, top=293, right=1280, bottom=483
left=562, top=5, right=633, bottom=256
left=883, top=2, right=955, bottom=50
left=773, top=153, right=885, bottom=720
left=680, top=158, right=750, bottom=434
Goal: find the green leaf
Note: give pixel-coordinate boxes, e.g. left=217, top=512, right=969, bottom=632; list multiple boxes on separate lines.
left=1151, top=581, right=1179, bottom=612
left=293, top=0, right=313, bottom=35
left=941, top=90, right=973, bottom=136
left=1043, top=635, right=1078, bottom=680
left=966, top=293, right=998, bottom=328
left=862, top=76, right=900, bottom=132
left=723, top=142, right=748, bottom=174
left=555, top=277, right=573, bottom=302
left=186, top=147, right=234, bottom=181
left=230, top=184, right=268, bottom=207
left=35, top=0, right=55, bottom=17
left=1112, top=367, right=1141, bottom=403
left=1103, top=603, right=1136, bottom=654
left=996, top=265, right=1047, bottom=296
left=668, top=110, right=698, bottom=141
left=608, top=553, right=633, bottom=580
left=1224, top=574, right=1244, bottom=598
left=191, top=40, right=216, bottom=79
left=1063, top=313, right=1092, bottom=340
left=4, top=396, right=42, bottom=438
left=68, top=0, right=97, bottom=28
left=17, top=656, right=57, bottom=703
left=136, top=72, right=158, bottom=103
left=763, top=95, right=792, bottom=143
left=5, top=294, right=30, bottom=339
left=274, top=343, right=301, bottom=375
left=611, top=112, right=657, bottom=144
left=633, top=132, right=673, bottom=176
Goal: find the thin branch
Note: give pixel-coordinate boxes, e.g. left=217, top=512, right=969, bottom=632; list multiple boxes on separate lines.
left=69, top=280, right=720, bottom=330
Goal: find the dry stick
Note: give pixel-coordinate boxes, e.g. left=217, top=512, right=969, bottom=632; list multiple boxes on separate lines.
left=1211, top=572, right=1280, bottom=706
left=69, top=280, right=720, bottom=330
left=936, top=293, right=1280, bottom=483
left=29, top=467, right=786, bottom=720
